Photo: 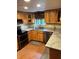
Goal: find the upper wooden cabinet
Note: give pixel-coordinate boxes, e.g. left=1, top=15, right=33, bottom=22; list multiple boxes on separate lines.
left=17, top=12, right=35, bottom=24
left=28, top=14, right=35, bottom=23
left=49, top=10, right=58, bottom=23
left=17, top=12, right=28, bottom=24
left=17, top=9, right=61, bottom=24
left=44, top=11, right=50, bottom=23
left=44, top=9, right=60, bottom=24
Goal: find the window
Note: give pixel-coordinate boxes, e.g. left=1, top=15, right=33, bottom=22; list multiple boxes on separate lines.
left=34, top=19, right=46, bottom=29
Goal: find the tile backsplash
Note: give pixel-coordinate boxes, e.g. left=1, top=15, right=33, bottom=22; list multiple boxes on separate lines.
left=44, top=24, right=61, bottom=29
left=18, top=23, right=61, bottom=31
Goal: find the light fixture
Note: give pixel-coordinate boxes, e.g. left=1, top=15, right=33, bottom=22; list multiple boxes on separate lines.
left=37, top=4, right=41, bottom=7
left=24, top=0, right=30, bottom=2
left=24, top=6, right=28, bottom=9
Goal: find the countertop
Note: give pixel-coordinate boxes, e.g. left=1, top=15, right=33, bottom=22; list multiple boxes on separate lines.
left=21, top=28, right=54, bottom=32
left=45, top=31, right=61, bottom=50
left=17, top=24, right=55, bottom=32
left=17, top=24, right=60, bottom=32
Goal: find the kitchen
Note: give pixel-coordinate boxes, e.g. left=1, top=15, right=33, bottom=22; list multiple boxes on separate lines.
left=17, top=0, right=61, bottom=59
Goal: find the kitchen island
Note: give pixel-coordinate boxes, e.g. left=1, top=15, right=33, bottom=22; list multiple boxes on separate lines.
left=45, top=30, right=61, bottom=59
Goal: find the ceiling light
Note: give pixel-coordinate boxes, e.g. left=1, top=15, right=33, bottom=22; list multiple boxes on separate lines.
left=37, top=4, right=41, bottom=7
left=24, top=6, right=28, bottom=9
left=24, top=0, right=30, bottom=2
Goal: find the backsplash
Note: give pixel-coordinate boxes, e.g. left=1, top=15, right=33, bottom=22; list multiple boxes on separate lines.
left=17, top=23, right=61, bottom=31
left=44, top=24, right=61, bottom=29
left=44, top=24, right=61, bottom=33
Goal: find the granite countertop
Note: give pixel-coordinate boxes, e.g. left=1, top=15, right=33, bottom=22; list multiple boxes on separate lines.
left=17, top=24, right=54, bottom=32
left=45, top=31, right=61, bottom=50
left=21, top=27, right=54, bottom=32
left=33, top=28, right=54, bottom=32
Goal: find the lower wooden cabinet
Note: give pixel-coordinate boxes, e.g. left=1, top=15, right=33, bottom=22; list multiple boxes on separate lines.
left=49, top=48, right=61, bottom=59
left=28, top=30, right=37, bottom=41
left=37, top=31, right=44, bottom=42
left=28, top=30, right=44, bottom=42
left=31, top=30, right=37, bottom=41
left=28, top=30, right=53, bottom=43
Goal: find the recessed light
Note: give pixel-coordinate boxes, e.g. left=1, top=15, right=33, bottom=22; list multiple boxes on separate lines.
left=24, top=0, right=30, bottom=2
left=37, top=4, right=41, bottom=7
left=24, top=6, right=28, bottom=9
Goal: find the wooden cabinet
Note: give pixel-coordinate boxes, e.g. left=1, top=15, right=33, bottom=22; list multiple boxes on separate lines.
left=28, top=30, right=32, bottom=41
left=27, top=14, right=35, bottom=23
left=28, top=30, right=37, bottom=41
left=31, top=30, right=37, bottom=41
left=49, top=10, right=58, bottom=23
left=37, top=31, right=44, bottom=42
left=49, top=48, right=61, bottom=59
left=28, top=30, right=44, bottom=42
left=17, top=12, right=28, bottom=24
left=44, top=9, right=59, bottom=23
left=17, top=12, right=35, bottom=24
left=44, top=11, right=50, bottom=23
left=28, top=30, right=54, bottom=43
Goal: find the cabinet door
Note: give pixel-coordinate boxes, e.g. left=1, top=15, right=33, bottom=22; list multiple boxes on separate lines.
left=44, top=11, right=50, bottom=23
left=50, top=48, right=61, bottom=59
left=37, top=31, right=44, bottom=42
left=22, top=14, right=29, bottom=24
left=28, top=14, right=35, bottom=23
left=28, top=30, right=38, bottom=41
left=17, top=13, right=22, bottom=19
left=28, top=30, right=44, bottom=42
left=17, top=12, right=28, bottom=24
left=28, top=31, right=32, bottom=41
left=31, top=30, right=37, bottom=40
left=49, top=10, right=58, bottom=23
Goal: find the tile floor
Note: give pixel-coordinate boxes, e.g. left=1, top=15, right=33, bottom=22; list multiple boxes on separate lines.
left=17, top=41, right=49, bottom=59
left=41, top=47, right=49, bottom=59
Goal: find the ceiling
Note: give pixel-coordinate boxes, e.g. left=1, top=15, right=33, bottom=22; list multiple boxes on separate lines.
left=17, top=0, right=61, bottom=12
